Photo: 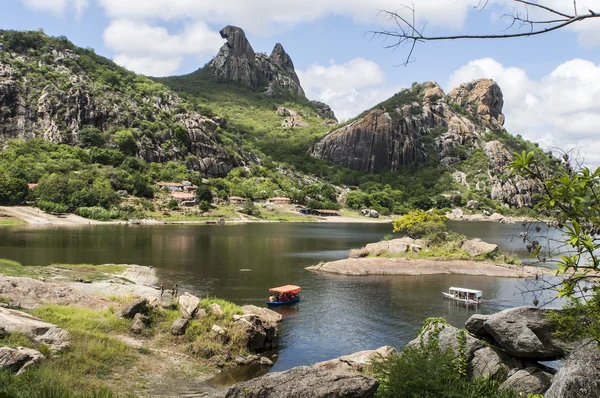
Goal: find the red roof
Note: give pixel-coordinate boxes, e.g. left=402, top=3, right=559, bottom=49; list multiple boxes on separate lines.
left=269, top=285, right=301, bottom=294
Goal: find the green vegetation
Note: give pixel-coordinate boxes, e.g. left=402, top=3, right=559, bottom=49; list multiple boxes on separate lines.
left=512, top=151, right=600, bottom=345
left=371, top=318, right=518, bottom=398
left=0, top=259, right=127, bottom=282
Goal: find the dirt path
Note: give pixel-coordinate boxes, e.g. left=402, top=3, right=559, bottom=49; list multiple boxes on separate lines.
left=0, top=206, right=118, bottom=226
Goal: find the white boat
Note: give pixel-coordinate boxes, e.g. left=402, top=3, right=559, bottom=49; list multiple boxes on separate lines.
left=442, top=287, right=483, bottom=304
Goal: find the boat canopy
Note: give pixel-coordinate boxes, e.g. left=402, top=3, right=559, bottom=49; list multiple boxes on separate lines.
left=449, top=287, right=482, bottom=295
left=269, top=285, right=301, bottom=294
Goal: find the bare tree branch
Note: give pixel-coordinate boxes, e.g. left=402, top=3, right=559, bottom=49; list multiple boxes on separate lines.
left=371, top=0, right=600, bottom=65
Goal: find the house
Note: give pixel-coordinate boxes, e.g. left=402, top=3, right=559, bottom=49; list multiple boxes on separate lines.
left=156, top=182, right=184, bottom=191
left=266, top=197, right=291, bottom=205
left=229, top=196, right=248, bottom=204
left=170, top=192, right=196, bottom=206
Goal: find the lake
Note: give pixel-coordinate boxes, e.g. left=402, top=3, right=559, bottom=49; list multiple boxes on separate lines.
left=0, top=221, right=560, bottom=374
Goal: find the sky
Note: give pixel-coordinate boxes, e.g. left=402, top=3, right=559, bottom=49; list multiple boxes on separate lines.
left=2, top=0, right=600, bottom=165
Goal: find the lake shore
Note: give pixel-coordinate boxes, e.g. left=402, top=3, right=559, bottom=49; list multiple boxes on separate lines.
left=306, top=257, right=550, bottom=278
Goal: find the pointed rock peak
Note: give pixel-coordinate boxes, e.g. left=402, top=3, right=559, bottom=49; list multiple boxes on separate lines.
left=447, top=78, right=504, bottom=130
left=218, top=25, right=255, bottom=57
left=270, top=43, right=292, bottom=68
left=422, top=81, right=446, bottom=103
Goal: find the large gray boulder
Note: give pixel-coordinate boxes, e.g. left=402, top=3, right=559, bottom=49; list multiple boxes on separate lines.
left=170, top=318, right=189, bottom=336
left=119, top=298, right=148, bottom=318
left=0, top=308, right=71, bottom=352
left=313, top=346, right=396, bottom=373
left=363, top=237, right=424, bottom=257
left=179, top=293, right=200, bottom=319
left=500, top=367, right=554, bottom=395
left=545, top=342, right=600, bottom=398
left=469, top=347, right=523, bottom=379
left=0, top=346, right=44, bottom=375
left=224, top=366, right=379, bottom=398
left=465, top=314, right=491, bottom=337
left=409, top=322, right=484, bottom=362
left=461, top=238, right=498, bottom=257
left=483, top=307, right=566, bottom=360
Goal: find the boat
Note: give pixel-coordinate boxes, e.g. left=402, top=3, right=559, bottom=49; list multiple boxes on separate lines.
left=266, top=285, right=301, bottom=306
left=442, top=287, right=483, bottom=304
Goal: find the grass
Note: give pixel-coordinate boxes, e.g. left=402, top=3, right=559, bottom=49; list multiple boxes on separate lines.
left=0, top=259, right=130, bottom=282
left=0, top=217, right=27, bottom=226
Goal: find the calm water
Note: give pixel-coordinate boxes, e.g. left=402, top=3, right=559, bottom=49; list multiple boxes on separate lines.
left=0, top=221, right=560, bottom=373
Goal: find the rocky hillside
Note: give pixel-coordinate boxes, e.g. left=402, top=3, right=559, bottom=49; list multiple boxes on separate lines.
left=311, top=79, right=555, bottom=208
left=0, top=30, right=249, bottom=178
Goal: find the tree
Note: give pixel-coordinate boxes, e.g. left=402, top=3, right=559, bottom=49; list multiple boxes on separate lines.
left=0, top=173, right=28, bottom=205
left=372, top=1, right=600, bottom=65
left=511, top=151, right=600, bottom=344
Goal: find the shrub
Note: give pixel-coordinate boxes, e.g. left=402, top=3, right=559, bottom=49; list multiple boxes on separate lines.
left=0, top=173, right=28, bottom=205
left=76, top=207, right=123, bottom=221
left=37, top=200, right=69, bottom=215
left=167, top=199, right=179, bottom=210
left=393, top=210, right=448, bottom=241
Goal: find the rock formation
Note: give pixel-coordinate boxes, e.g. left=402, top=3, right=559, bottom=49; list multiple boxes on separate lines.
left=0, top=34, right=248, bottom=178
left=210, top=26, right=304, bottom=97
left=311, top=79, right=547, bottom=208
left=0, top=308, right=72, bottom=352
left=407, top=307, right=595, bottom=397
left=224, top=346, right=393, bottom=397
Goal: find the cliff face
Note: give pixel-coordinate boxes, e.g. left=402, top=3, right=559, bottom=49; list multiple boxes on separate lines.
left=0, top=36, right=249, bottom=178
left=210, top=26, right=305, bottom=97
left=311, top=79, right=545, bottom=208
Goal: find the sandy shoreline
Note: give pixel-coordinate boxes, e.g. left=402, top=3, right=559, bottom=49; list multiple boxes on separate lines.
left=306, top=257, right=550, bottom=278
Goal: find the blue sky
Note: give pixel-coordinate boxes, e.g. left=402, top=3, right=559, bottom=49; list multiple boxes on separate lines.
left=3, top=0, right=600, bottom=165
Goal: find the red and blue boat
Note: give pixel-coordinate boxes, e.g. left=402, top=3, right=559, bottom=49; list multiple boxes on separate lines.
left=266, top=285, right=301, bottom=306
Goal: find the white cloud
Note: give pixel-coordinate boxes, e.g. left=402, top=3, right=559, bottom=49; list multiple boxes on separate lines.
left=21, top=0, right=88, bottom=19
left=298, top=58, right=404, bottom=121
left=96, top=0, right=481, bottom=35
left=103, top=20, right=223, bottom=76
left=447, top=58, right=600, bottom=167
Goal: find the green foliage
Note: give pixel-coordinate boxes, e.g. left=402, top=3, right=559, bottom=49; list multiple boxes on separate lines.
left=512, top=150, right=600, bottom=344
left=37, top=200, right=69, bottom=215
left=75, top=207, right=123, bottom=221
left=113, top=129, right=137, bottom=156
left=239, top=201, right=260, bottom=217
left=0, top=173, right=28, bottom=205
left=166, top=199, right=179, bottom=211
left=78, top=127, right=105, bottom=148
left=393, top=210, right=448, bottom=240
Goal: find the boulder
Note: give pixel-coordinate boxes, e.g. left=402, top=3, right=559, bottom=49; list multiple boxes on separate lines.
left=241, top=305, right=282, bottom=325
left=466, top=200, right=480, bottom=210
left=461, top=238, right=498, bottom=257
left=225, top=366, right=379, bottom=398
left=409, top=322, right=483, bottom=362
left=210, top=303, right=224, bottom=316
left=465, top=314, right=491, bottom=337
left=179, top=293, right=200, bottom=319
left=369, top=210, right=379, bottom=218
left=545, top=342, right=600, bottom=398
left=131, top=313, right=150, bottom=334
left=194, top=308, right=207, bottom=321
left=119, top=298, right=148, bottom=319
left=363, top=237, right=425, bottom=257
left=170, top=318, right=189, bottom=336
left=0, top=308, right=71, bottom=352
left=212, top=324, right=230, bottom=344
left=259, top=356, right=273, bottom=366
left=500, top=367, right=553, bottom=395
left=0, top=346, right=44, bottom=375
left=314, top=346, right=396, bottom=373
left=469, top=347, right=523, bottom=379
left=489, top=212, right=506, bottom=222
left=483, top=307, right=566, bottom=360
